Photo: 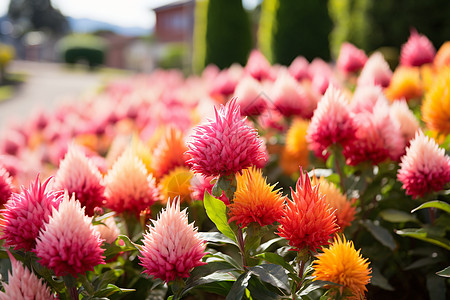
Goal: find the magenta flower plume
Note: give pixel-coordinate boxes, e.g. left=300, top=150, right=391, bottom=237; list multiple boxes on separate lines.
left=271, top=70, right=309, bottom=117
left=233, top=76, right=268, bottom=116
left=306, top=85, right=357, bottom=158
left=397, top=131, right=450, bottom=198
left=0, top=166, right=13, bottom=206
left=400, top=29, right=436, bottom=67
left=337, top=42, right=368, bottom=74
left=139, top=198, right=206, bottom=282
left=1, top=176, right=62, bottom=251
left=186, top=98, right=266, bottom=177
left=53, top=145, right=106, bottom=216
left=0, top=251, right=56, bottom=300
left=357, top=52, right=392, bottom=88
left=34, top=193, right=105, bottom=277
left=245, top=49, right=272, bottom=81
left=288, top=56, right=310, bottom=81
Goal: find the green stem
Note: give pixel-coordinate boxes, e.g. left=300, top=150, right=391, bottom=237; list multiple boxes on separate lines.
left=236, top=227, right=247, bottom=268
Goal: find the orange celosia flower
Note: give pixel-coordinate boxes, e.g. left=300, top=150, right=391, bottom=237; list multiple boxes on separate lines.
left=313, top=235, right=371, bottom=300
left=281, top=119, right=309, bottom=176
left=277, top=170, right=338, bottom=252
left=158, top=167, right=193, bottom=204
left=312, top=176, right=356, bottom=231
left=385, top=67, right=423, bottom=102
left=421, top=67, right=450, bottom=135
left=434, top=41, right=450, bottom=68
left=228, top=167, right=285, bottom=228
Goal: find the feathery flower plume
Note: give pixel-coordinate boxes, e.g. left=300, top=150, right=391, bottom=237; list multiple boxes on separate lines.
left=186, top=98, right=266, bottom=177
left=337, top=42, right=368, bottom=74
left=34, top=193, right=105, bottom=277
left=271, top=70, right=308, bottom=117
left=277, top=170, right=338, bottom=252
left=288, top=56, right=310, bottom=81
left=233, top=76, right=268, bottom=116
left=159, top=167, right=193, bottom=204
left=308, top=58, right=334, bottom=94
left=281, top=119, right=310, bottom=176
left=390, top=100, right=420, bottom=143
left=307, top=85, right=357, bottom=159
left=400, top=29, right=435, bottom=67
left=105, top=150, right=159, bottom=214
left=0, top=166, right=13, bottom=206
left=228, top=167, right=285, bottom=228
left=351, top=85, right=389, bottom=114
left=1, top=176, right=62, bottom=251
left=139, top=198, right=206, bottom=282
left=313, top=236, right=371, bottom=300
left=245, top=49, right=272, bottom=81
left=53, top=145, right=106, bottom=216
left=434, top=41, right=450, bottom=68
left=397, top=131, right=450, bottom=198
left=0, top=251, right=56, bottom=300
left=94, top=216, right=120, bottom=244
left=385, top=67, right=423, bottom=101
left=357, top=52, right=392, bottom=88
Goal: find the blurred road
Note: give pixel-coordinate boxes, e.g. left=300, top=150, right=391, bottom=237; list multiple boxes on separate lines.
left=0, top=60, right=124, bottom=130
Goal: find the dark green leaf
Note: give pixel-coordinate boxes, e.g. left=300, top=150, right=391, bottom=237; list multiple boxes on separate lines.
left=379, top=209, right=419, bottom=223
left=412, top=201, right=450, bottom=214
left=198, top=231, right=239, bottom=247
left=92, top=269, right=122, bottom=291
left=405, top=257, right=442, bottom=271
left=436, top=266, right=450, bottom=278
left=206, top=252, right=243, bottom=270
left=248, top=264, right=289, bottom=292
left=226, top=272, right=251, bottom=300
left=103, top=235, right=139, bottom=260
left=93, top=284, right=134, bottom=297
left=396, top=228, right=450, bottom=250
left=257, top=237, right=285, bottom=252
left=247, top=276, right=283, bottom=299
left=299, top=280, right=341, bottom=296
left=361, top=220, right=396, bottom=251
left=370, top=267, right=394, bottom=291
left=426, top=274, right=446, bottom=300
left=204, top=191, right=237, bottom=243
left=255, top=252, right=296, bottom=274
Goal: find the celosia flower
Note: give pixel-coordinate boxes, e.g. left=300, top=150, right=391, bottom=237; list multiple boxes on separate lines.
left=105, top=150, right=159, bottom=214
left=0, top=166, right=13, bottom=206
left=233, top=76, right=268, bottom=116
left=385, top=67, right=423, bottom=101
left=307, top=85, right=357, bottom=159
left=351, top=85, right=389, bottom=114
left=186, top=98, right=266, bottom=177
left=245, top=50, right=272, bottom=81
left=0, top=251, right=56, bottom=300
left=397, top=131, right=450, bottom=198
left=357, top=52, right=392, bottom=88
left=130, top=135, right=153, bottom=174
left=400, top=29, right=435, bottom=67
left=278, top=170, right=338, bottom=252
left=190, top=174, right=229, bottom=204
left=313, top=236, right=371, bottom=300
left=159, top=167, right=193, bottom=204
left=312, top=177, right=356, bottom=231
left=289, top=56, right=310, bottom=81
left=34, top=193, right=105, bottom=277
left=228, top=167, right=285, bottom=228
left=421, top=68, right=450, bottom=135
left=151, top=128, right=188, bottom=179
left=210, top=64, right=243, bottom=99
left=94, top=216, right=120, bottom=244
left=434, top=41, right=450, bottom=68
left=1, top=176, right=62, bottom=251
left=53, top=145, right=106, bottom=216
left=139, top=198, right=206, bottom=282
left=308, top=58, right=335, bottom=94
left=337, top=42, right=368, bottom=74
left=281, top=119, right=310, bottom=176
left=271, top=70, right=309, bottom=117
left=390, top=100, right=420, bottom=143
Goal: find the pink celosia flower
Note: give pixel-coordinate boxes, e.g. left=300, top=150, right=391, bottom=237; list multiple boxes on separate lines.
left=306, top=85, right=357, bottom=158
left=308, top=58, right=335, bottom=94
left=400, top=29, right=436, bottom=67
left=53, top=145, right=106, bottom=216
left=245, top=50, right=272, bottom=81
left=94, top=216, right=120, bottom=244
left=139, top=198, right=206, bottom=282
left=357, top=52, right=393, bottom=88
left=233, top=76, right=268, bottom=116
left=288, top=56, right=310, bottom=81
left=1, top=176, right=62, bottom=251
left=186, top=98, right=266, bottom=177
left=271, top=70, right=309, bottom=117
left=337, top=42, right=368, bottom=74
left=0, top=166, right=13, bottom=206
left=105, top=150, right=159, bottom=215
left=390, top=100, right=420, bottom=144
left=351, top=85, right=388, bottom=114
left=190, top=174, right=229, bottom=204
left=210, top=64, right=243, bottom=98
left=0, top=250, right=56, bottom=300
left=397, top=131, right=450, bottom=198
left=34, top=193, right=105, bottom=277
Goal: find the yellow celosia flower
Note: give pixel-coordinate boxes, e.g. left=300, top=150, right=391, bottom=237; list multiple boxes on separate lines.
left=281, top=119, right=309, bottom=176
left=385, top=66, right=423, bottom=101
left=158, top=167, right=193, bottom=204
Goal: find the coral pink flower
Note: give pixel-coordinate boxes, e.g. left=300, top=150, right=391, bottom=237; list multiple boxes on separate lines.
left=0, top=251, right=56, bottom=300
left=357, top=52, right=392, bottom=88
left=94, top=216, right=120, bottom=244
left=308, top=58, right=335, bottom=94
left=186, top=98, right=266, bottom=177
left=400, top=29, right=436, bottom=67
left=288, top=56, right=310, bottom=81
left=390, top=100, right=420, bottom=144
left=337, top=42, right=368, bottom=74
left=351, top=85, right=388, bottom=114
left=190, top=174, right=229, bottom=204
left=277, top=170, right=338, bottom=252
left=34, top=193, right=105, bottom=277
left=233, top=76, right=268, bottom=116
left=307, top=85, right=357, bottom=158
left=397, top=131, right=450, bottom=198
left=105, top=150, right=159, bottom=215
left=1, top=176, right=62, bottom=251
left=245, top=50, right=272, bottom=81
left=210, top=64, right=243, bottom=98
left=139, top=198, right=206, bottom=282
left=0, top=167, right=13, bottom=206
left=53, top=145, right=106, bottom=216
left=271, top=70, right=309, bottom=117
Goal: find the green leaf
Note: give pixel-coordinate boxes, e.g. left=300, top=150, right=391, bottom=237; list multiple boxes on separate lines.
left=255, top=252, right=296, bottom=274
left=411, top=201, right=450, bottom=214
left=203, top=191, right=237, bottom=243
left=247, top=276, right=283, bottom=299
left=426, top=274, right=446, bottom=300
left=257, top=237, right=285, bottom=252
left=103, top=235, right=139, bottom=260
left=248, top=264, right=290, bottom=293
left=93, top=284, right=134, bottom=298
left=396, top=228, right=450, bottom=250
left=436, top=266, right=450, bottom=278
left=370, top=267, right=394, bottom=291
left=198, top=231, right=238, bottom=247
left=379, top=209, right=419, bottom=223
left=206, top=252, right=243, bottom=270
left=299, top=280, right=341, bottom=296
left=226, top=272, right=252, bottom=300
left=361, top=220, right=396, bottom=251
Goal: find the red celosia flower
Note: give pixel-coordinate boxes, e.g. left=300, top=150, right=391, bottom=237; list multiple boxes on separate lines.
left=186, top=98, right=266, bottom=177
left=357, top=52, right=392, bottom=88
left=34, top=193, right=105, bottom=277
left=0, top=166, right=13, bottom=206
left=277, top=170, right=338, bottom=252
left=139, top=198, right=206, bottom=282
left=1, top=176, right=62, bottom=251
left=400, top=29, right=436, bottom=67
left=337, top=42, right=368, bottom=74
left=397, top=131, right=450, bottom=198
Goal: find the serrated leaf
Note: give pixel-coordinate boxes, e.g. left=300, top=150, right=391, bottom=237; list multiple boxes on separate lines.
left=396, top=228, right=450, bottom=250
left=198, top=232, right=238, bottom=247
left=379, top=209, right=419, bottom=223
left=436, top=266, right=450, bottom=278
left=204, top=191, right=237, bottom=243
left=411, top=201, right=450, bottom=214
left=361, top=220, right=396, bottom=251
left=226, top=272, right=252, bottom=300
left=255, top=252, right=296, bottom=274
left=248, top=264, right=289, bottom=292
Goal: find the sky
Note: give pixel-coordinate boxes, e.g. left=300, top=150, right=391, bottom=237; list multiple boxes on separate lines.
left=0, top=0, right=261, bottom=29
